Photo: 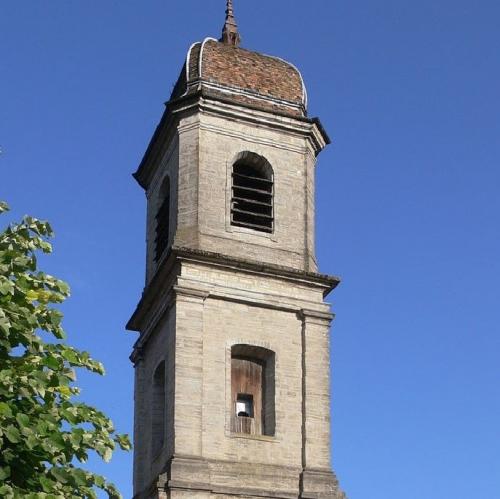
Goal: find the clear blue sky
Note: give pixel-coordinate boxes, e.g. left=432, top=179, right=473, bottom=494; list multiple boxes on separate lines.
left=1, top=1, right=499, bottom=498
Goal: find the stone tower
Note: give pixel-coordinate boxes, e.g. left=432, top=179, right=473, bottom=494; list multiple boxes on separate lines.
left=127, top=3, right=346, bottom=498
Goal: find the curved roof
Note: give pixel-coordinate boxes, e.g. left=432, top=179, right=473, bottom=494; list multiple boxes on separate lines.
left=169, top=38, right=308, bottom=117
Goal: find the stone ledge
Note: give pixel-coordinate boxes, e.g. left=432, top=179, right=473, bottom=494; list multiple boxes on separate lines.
left=162, top=456, right=303, bottom=498
left=228, top=432, right=278, bottom=443
left=300, top=469, right=347, bottom=499
left=174, top=246, right=340, bottom=295
left=127, top=245, right=340, bottom=334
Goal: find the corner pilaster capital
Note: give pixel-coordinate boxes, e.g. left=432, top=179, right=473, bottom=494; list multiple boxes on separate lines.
left=130, top=346, right=145, bottom=367
left=173, top=285, right=210, bottom=302
left=299, top=308, right=334, bottom=326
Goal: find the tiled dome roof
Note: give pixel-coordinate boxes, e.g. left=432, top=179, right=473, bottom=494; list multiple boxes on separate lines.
left=169, top=38, right=308, bottom=117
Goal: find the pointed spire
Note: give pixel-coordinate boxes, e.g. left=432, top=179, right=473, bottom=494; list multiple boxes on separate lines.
left=221, top=0, right=241, bottom=47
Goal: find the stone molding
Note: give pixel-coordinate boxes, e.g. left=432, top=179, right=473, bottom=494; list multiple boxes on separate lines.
left=127, top=246, right=339, bottom=332
left=300, top=468, right=347, bottom=499
left=133, top=458, right=348, bottom=499
left=196, top=95, right=328, bottom=154
left=173, top=285, right=210, bottom=301
left=128, top=247, right=340, bottom=362
left=197, top=115, right=309, bottom=155
left=133, top=90, right=329, bottom=191
left=174, top=246, right=339, bottom=292
left=299, top=308, right=335, bottom=326
left=134, top=455, right=313, bottom=499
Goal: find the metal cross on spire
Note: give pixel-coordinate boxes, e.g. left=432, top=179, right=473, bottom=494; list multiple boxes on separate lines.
left=221, top=0, right=241, bottom=47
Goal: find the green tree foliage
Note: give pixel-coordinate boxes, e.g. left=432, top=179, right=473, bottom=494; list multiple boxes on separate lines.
left=0, top=202, right=131, bottom=498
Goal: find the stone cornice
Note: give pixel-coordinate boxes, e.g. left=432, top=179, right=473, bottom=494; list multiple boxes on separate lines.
left=197, top=96, right=328, bottom=153
left=133, top=88, right=330, bottom=190
left=126, top=246, right=340, bottom=338
left=173, top=246, right=340, bottom=293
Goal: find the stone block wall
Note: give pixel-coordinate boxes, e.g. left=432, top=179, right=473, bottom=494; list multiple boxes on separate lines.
left=144, top=100, right=324, bottom=285
left=132, top=256, right=343, bottom=498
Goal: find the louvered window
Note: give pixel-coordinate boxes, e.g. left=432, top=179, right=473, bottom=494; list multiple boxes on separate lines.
left=155, top=178, right=170, bottom=261
left=231, top=159, right=273, bottom=233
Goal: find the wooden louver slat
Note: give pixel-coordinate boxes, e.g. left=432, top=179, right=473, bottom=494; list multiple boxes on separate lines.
left=231, top=162, right=273, bottom=233
left=232, top=172, right=273, bottom=185
left=232, top=196, right=273, bottom=208
left=233, top=184, right=273, bottom=196
left=232, top=208, right=274, bottom=220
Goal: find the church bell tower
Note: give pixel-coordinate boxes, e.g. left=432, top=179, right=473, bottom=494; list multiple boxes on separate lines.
left=127, top=2, right=346, bottom=498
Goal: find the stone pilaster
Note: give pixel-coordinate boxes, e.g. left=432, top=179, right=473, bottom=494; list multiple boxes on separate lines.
left=132, top=352, right=147, bottom=495
left=173, top=286, right=209, bottom=457
left=300, top=309, right=345, bottom=498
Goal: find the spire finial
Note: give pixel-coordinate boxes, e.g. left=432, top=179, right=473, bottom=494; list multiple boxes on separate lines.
left=221, top=0, right=241, bottom=47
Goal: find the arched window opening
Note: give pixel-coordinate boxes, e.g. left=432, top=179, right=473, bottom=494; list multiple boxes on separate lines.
left=230, top=345, right=275, bottom=437
left=151, top=361, right=165, bottom=457
left=155, top=178, right=170, bottom=262
left=231, top=153, right=274, bottom=233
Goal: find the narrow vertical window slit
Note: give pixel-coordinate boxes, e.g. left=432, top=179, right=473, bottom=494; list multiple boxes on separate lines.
left=155, top=178, right=170, bottom=261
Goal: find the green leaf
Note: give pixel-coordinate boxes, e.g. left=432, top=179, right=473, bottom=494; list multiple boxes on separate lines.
left=0, top=466, right=10, bottom=480
left=4, top=425, right=20, bottom=443
left=16, top=413, right=30, bottom=428
left=104, top=482, right=122, bottom=499
left=26, top=289, right=39, bottom=301
left=0, top=317, right=10, bottom=335
left=39, top=475, right=54, bottom=493
left=0, top=484, right=13, bottom=499
left=61, top=349, right=78, bottom=364
left=71, top=468, right=89, bottom=487
left=0, top=278, right=14, bottom=295
left=58, top=385, right=72, bottom=397
left=56, top=280, right=70, bottom=295
left=115, top=433, right=132, bottom=451
left=93, top=474, right=105, bottom=488
left=0, top=402, right=13, bottom=418
left=49, top=467, right=68, bottom=484
left=44, top=355, right=60, bottom=370
left=26, top=434, right=38, bottom=450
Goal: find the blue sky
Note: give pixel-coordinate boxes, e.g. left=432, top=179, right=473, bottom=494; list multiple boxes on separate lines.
left=1, top=1, right=499, bottom=498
